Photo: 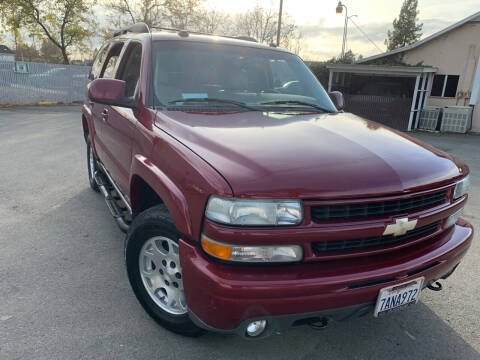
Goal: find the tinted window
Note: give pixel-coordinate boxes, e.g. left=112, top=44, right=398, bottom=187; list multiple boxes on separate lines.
left=431, top=75, right=445, bottom=96
left=102, top=56, right=119, bottom=78
left=117, top=42, right=142, bottom=98
left=89, top=43, right=109, bottom=81
left=100, top=42, right=124, bottom=79
left=152, top=41, right=337, bottom=113
left=444, top=75, right=459, bottom=97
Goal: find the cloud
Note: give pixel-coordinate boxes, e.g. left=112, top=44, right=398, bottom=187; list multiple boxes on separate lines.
left=300, top=21, right=390, bottom=42
left=299, top=20, right=390, bottom=60
left=299, top=16, right=463, bottom=61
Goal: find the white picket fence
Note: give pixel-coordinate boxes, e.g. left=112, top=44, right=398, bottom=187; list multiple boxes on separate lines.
left=0, top=60, right=90, bottom=105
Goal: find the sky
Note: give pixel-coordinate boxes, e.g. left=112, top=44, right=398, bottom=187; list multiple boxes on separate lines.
left=2, top=0, right=478, bottom=61
left=204, top=0, right=480, bottom=60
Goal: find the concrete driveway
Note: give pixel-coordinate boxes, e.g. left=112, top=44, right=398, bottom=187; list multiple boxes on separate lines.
left=0, top=106, right=479, bottom=359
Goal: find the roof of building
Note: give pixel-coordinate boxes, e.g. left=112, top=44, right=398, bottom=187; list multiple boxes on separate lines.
left=0, top=45, right=15, bottom=54
left=326, top=63, right=437, bottom=75
left=358, top=11, right=480, bottom=63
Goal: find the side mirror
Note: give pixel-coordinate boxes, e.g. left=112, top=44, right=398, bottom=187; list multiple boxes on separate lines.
left=329, top=91, right=344, bottom=111
left=88, top=78, right=136, bottom=108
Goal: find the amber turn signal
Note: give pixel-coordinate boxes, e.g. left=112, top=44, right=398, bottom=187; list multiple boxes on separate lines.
left=201, top=235, right=232, bottom=260
left=201, top=234, right=303, bottom=263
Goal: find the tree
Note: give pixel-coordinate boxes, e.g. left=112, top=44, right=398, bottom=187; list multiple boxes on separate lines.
left=330, top=49, right=359, bottom=64
left=281, top=26, right=303, bottom=55
left=0, top=4, right=23, bottom=52
left=40, top=40, right=63, bottom=63
left=231, top=5, right=300, bottom=50
left=1, top=0, right=95, bottom=64
left=385, top=0, right=422, bottom=51
left=103, top=0, right=164, bottom=32
left=162, top=0, right=204, bottom=29
left=192, top=8, right=230, bottom=34
left=307, top=50, right=362, bottom=86
left=101, top=2, right=303, bottom=54
left=15, top=43, right=41, bottom=61
left=103, top=0, right=205, bottom=36
left=233, top=6, right=278, bottom=44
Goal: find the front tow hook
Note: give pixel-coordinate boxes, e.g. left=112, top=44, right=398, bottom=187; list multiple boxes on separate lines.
left=427, top=281, right=443, bottom=291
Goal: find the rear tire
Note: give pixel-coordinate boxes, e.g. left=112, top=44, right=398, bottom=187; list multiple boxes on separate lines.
left=87, top=137, right=99, bottom=192
left=125, top=205, right=204, bottom=337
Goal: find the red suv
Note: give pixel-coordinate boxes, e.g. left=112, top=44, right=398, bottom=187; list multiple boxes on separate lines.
left=82, top=23, right=473, bottom=338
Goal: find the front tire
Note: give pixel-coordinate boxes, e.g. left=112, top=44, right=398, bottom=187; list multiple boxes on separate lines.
left=125, top=205, right=203, bottom=337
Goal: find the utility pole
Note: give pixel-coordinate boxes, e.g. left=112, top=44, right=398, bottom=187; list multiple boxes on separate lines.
left=276, top=0, right=283, bottom=46
left=336, top=1, right=348, bottom=58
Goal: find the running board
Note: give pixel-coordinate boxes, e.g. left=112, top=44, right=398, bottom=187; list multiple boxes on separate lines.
left=96, top=162, right=132, bottom=214
left=94, top=171, right=131, bottom=233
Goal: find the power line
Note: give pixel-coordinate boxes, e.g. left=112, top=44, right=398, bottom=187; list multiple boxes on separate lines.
left=349, top=17, right=384, bottom=53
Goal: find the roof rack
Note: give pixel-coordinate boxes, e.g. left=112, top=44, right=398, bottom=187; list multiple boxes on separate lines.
left=112, top=23, right=259, bottom=43
left=151, top=26, right=257, bottom=42
left=236, top=36, right=258, bottom=43
left=113, top=23, right=150, bottom=38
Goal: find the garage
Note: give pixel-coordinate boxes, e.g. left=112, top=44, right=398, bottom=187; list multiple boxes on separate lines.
left=326, top=64, right=437, bottom=131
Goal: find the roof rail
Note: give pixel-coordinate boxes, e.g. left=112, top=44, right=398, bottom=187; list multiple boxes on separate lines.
left=150, top=27, right=257, bottom=43
left=235, top=36, right=257, bottom=43
left=113, top=23, right=150, bottom=38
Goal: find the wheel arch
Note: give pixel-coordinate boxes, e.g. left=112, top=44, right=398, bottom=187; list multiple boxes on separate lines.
left=130, top=155, right=193, bottom=238
left=82, top=114, right=89, bottom=143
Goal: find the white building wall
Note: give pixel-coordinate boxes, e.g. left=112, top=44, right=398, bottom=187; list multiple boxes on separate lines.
left=399, top=19, right=480, bottom=130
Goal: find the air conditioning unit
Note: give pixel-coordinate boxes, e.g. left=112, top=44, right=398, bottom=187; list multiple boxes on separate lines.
left=440, top=106, right=473, bottom=133
left=418, top=107, right=441, bottom=130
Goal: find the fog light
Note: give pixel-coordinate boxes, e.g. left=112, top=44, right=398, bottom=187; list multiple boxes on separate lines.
left=246, top=320, right=267, bottom=337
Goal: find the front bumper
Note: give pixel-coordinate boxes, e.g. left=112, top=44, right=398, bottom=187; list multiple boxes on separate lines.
left=179, top=220, right=473, bottom=338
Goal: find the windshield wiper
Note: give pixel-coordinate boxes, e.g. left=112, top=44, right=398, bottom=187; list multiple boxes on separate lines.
left=260, top=100, right=335, bottom=113
left=167, top=98, right=257, bottom=111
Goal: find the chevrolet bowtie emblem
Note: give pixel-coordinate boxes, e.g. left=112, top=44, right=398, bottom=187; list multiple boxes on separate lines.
left=383, top=217, right=418, bottom=237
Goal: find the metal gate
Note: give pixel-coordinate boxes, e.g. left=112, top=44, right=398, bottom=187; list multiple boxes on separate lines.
left=343, top=94, right=413, bottom=131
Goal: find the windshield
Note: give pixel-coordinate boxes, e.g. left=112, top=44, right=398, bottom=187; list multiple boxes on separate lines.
left=152, top=41, right=337, bottom=113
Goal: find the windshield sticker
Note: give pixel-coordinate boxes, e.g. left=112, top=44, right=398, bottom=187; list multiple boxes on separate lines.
left=263, top=112, right=293, bottom=119
left=182, top=93, right=208, bottom=99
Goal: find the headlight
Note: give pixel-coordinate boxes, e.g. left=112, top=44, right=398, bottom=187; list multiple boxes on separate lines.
left=453, top=175, right=470, bottom=200
left=205, top=196, right=303, bottom=226
left=201, top=235, right=303, bottom=263
left=445, top=208, right=463, bottom=228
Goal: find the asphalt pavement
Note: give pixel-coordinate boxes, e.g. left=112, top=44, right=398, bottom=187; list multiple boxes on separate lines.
left=0, top=106, right=479, bottom=359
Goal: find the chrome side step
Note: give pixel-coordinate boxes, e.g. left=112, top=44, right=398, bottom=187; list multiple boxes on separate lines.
left=96, top=162, right=132, bottom=214
left=94, top=170, right=131, bottom=233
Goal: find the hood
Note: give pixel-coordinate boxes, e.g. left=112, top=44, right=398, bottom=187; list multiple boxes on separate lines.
left=155, top=110, right=466, bottom=198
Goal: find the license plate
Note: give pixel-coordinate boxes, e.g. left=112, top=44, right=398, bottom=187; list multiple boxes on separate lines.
left=374, top=277, right=424, bottom=317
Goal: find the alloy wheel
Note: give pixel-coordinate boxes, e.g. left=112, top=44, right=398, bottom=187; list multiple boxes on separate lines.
left=139, top=236, right=187, bottom=315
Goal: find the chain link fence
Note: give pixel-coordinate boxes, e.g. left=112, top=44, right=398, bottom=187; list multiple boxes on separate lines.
left=0, top=60, right=90, bottom=105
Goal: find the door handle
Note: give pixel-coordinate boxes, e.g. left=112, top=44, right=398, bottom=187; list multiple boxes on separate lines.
left=101, top=108, right=109, bottom=122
